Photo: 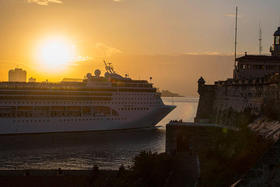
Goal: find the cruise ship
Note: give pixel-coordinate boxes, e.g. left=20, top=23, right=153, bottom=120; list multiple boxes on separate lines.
left=0, top=62, right=175, bottom=134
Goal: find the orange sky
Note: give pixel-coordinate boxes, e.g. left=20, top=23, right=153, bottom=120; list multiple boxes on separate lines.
left=0, top=0, right=280, bottom=96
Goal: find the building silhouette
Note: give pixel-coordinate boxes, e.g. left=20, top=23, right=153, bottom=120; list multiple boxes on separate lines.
left=28, top=77, right=36, bottom=83
left=8, top=68, right=27, bottom=82
left=234, top=27, right=280, bottom=80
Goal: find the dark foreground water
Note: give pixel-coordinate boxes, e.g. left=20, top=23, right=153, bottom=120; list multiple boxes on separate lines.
left=0, top=97, right=198, bottom=170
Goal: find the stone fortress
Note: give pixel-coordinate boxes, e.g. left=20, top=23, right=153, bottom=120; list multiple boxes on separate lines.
left=195, top=27, right=280, bottom=125
left=164, top=26, right=280, bottom=186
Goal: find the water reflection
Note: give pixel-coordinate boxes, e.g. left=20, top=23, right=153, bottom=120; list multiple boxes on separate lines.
left=0, top=97, right=198, bottom=170
left=158, top=97, right=198, bottom=125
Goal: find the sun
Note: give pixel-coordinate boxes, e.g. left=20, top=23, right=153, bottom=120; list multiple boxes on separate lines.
left=36, top=37, right=76, bottom=71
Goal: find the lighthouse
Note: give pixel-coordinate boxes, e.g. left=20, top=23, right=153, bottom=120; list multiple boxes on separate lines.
left=270, top=27, right=280, bottom=56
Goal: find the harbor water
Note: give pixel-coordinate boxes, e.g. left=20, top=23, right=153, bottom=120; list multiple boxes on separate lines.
left=0, top=97, right=198, bottom=170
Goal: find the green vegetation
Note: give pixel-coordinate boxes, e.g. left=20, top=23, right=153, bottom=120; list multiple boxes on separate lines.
left=198, top=107, right=272, bottom=186
left=86, top=150, right=199, bottom=186
left=197, top=126, right=270, bottom=186
left=87, top=151, right=180, bottom=187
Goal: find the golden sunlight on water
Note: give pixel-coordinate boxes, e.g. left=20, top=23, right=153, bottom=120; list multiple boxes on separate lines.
left=157, top=97, right=198, bottom=127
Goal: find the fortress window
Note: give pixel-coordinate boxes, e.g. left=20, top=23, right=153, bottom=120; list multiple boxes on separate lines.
left=276, top=36, right=280, bottom=45
left=256, top=65, right=264, bottom=70
left=266, top=65, right=277, bottom=70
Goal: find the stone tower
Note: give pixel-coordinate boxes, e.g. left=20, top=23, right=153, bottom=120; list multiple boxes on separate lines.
left=195, top=77, right=216, bottom=123
left=197, top=77, right=205, bottom=94
left=270, top=27, right=280, bottom=56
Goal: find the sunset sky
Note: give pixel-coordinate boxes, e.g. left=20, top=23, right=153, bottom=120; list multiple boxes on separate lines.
left=0, top=0, right=280, bottom=95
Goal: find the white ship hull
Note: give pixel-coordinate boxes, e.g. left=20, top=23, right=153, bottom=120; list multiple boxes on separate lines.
left=0, top=63, right=176, bottom=135
left=0, top=105, right=175, bottom=135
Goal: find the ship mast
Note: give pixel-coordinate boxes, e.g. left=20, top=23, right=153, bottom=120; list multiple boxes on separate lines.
left=104, top=60, right=115, bottom=74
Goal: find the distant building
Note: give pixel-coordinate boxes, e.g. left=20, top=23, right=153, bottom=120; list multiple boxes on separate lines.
left=234, top=27, right=280, bottom=80
left=61, top=78, right=83, bottom=82
left=28, top=77, right=36, bottom=83
left=8, top=68, right=27, bottom=82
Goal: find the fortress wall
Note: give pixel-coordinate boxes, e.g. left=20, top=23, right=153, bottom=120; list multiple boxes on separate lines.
left=166, top=124, right=237, bottom=155
left=213, top=85, right=264, bottom=120
left=195, top=77, right=280, bottom=126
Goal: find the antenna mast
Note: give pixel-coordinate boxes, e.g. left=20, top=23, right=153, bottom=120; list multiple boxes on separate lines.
left=259, top=24, right=263, bottom=55
left=234, top=6, right=238, bottom=67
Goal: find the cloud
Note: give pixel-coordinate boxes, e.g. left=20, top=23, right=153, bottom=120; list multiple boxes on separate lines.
left=26, top=0, right=63, bottom=6
left=71, top=43, right=121, bottom=66
left=94, top=43, right=122, bottom=57
left=70, top=56, right=93, bottom=66
left=184, top=51, right=231, bottom=56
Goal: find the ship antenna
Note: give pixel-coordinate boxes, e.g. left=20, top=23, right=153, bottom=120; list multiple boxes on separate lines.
left=104, top=60, right=110, bottom=73
left=234, top=6, right=238, bottom=68
left=259, top=23, right=263, bottom=55
left=104, top=60, right=107, bottom=71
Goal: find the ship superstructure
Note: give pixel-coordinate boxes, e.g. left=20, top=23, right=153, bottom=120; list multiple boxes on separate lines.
left=0, top=62, right=175, bottom=134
